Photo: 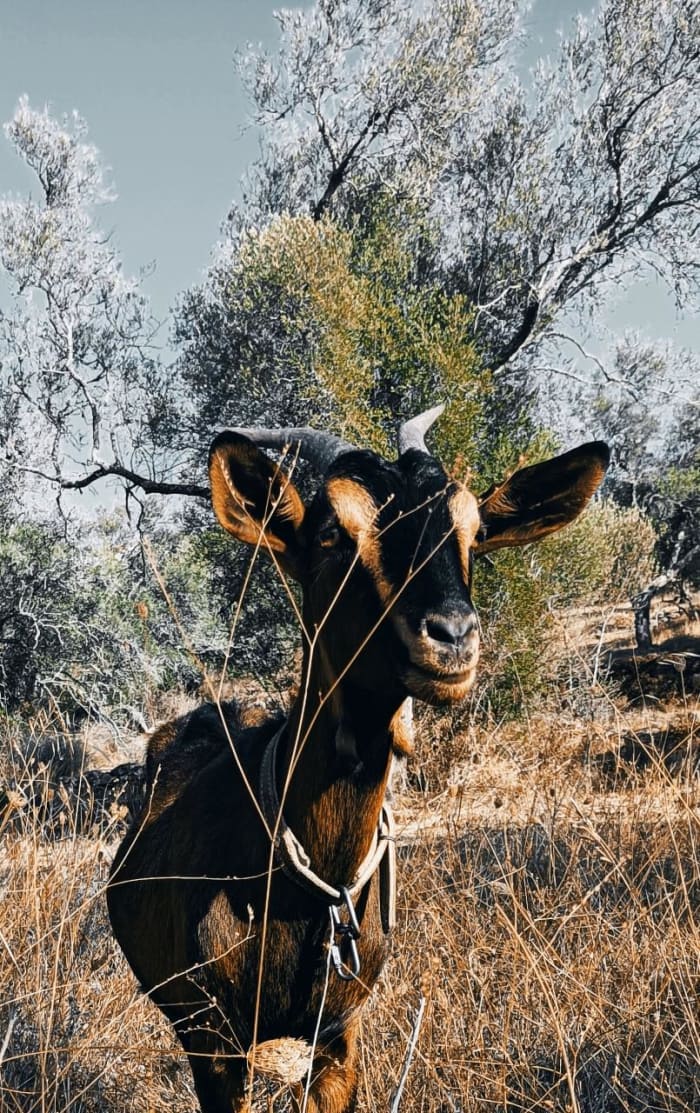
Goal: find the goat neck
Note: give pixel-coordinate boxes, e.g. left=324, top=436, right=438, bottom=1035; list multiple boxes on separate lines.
left=276, top=642, right=403, bottom=891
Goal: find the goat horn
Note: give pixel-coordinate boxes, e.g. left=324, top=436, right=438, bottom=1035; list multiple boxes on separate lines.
left=230, top=427, right=356, bottom=474
left=397, top=403, right=445, bottom=455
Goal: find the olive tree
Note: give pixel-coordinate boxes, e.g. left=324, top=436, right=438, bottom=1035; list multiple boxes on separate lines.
left=230, top=0, right=699, bottom=378
left=172, top=0, right=699, bottom=699
left=5, top=0, right=698, bottom=499
left=579, top=335, right=700, bottom=647
left=0, top=99, right=192, bottom=513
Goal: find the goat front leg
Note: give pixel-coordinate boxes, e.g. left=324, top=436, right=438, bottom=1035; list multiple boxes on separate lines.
left=175, top=1019, right=249, bottom=1113
left=187, top=1050, right=249, bottom=1113
left=292, top=1023, right=359, bottom=1113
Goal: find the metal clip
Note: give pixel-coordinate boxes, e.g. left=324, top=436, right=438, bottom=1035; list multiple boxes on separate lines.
left=328, top=886, right=361, bottom=981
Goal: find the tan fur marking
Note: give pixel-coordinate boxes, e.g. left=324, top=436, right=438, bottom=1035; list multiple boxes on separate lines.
left=389, top=698, right=414, bottom=756
left=209, top=450, right=258, bottom=543
left=449, top=485, right=481, bottom=581
left=478, top=482, right=517, bottom=518
left=326, top=477, right=393, bottom=604
left=404, top=664, right=478, bottom=704
left=474, top=448, right=609, bottom=554
left=326, top=477, right=378, bottom=538
left=570, top=459, right=609, bottom=504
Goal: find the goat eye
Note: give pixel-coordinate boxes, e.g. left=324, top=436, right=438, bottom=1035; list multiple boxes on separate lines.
left=319, top=524, right=341, bottom=549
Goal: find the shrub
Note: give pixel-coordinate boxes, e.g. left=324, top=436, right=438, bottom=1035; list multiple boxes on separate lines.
left=473, top=503, right=658, bottom=715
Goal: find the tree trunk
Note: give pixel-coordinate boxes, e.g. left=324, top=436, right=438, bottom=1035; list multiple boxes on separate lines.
left=632, top=590, right=653, bottom=652
left=631, top=572, right=678, bottom=652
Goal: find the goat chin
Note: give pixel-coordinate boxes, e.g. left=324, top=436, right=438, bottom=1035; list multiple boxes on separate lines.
left=402, top=663, right=478, bottom=705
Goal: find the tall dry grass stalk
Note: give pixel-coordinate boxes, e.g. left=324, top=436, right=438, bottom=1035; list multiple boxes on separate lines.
left=365, top=736, right=700, bottom=1111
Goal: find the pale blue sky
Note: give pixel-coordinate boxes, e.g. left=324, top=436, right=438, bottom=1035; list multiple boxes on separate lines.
left=0, top=0, right=695, bottom=357
left=0, top=0, right=284, bottom=322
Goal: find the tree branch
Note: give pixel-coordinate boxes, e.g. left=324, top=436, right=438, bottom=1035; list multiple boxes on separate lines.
left=490, top=296, right=540, bottom=371
left=13, top=461, right=209, bottom=500
left=311, top=104, right=397, bottom=221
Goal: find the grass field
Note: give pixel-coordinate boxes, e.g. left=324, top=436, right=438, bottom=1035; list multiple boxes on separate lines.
left=1, top=606, right=698, bottom=1112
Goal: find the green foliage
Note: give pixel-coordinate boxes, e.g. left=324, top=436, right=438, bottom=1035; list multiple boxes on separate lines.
left=181, top=208, right=492, bottom=466
left=0, top=519, right=157, bottom=717
left=653, top=404, right=700, bottom=584
left=662, top=466, right=700, bottom=503
left=0, top=512, right=299, bottom=723
left=528, top=503, right=658, bottom=609
left=4, top=192, right=658, bottom=725
left=180, top=202, right=560, bottom=492
left=181, top=204, right=662, bottom=717
left=581, top=339, right=699, bottom=588
left=143, top=523, right=297, bottom=687
left=474, top=504, right=658, bottom=715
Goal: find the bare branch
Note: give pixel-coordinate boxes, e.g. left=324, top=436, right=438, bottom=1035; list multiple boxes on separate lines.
left=10, top=460, right=208, bottom=500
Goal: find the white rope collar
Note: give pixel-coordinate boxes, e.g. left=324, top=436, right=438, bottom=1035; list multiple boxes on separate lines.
left=259, top=723, right=396, bottom=935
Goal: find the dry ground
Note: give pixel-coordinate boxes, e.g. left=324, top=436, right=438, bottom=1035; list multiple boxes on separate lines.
left=1, top=605, right=699, bottom=1111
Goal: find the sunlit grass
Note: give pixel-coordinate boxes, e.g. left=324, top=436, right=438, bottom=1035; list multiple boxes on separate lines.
left=1, top=685, right=698, bottom=1110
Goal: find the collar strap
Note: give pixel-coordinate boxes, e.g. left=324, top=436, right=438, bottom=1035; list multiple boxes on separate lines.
left=259, top=724, right=396, bottom=932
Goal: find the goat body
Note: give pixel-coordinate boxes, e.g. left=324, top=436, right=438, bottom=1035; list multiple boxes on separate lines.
left=110, top=701, right=392, bottom=1110
left=108, top=420, right=609, bottom=1112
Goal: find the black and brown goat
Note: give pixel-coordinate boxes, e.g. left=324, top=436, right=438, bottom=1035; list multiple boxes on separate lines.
left=107, top=409, right=609, bottom=1112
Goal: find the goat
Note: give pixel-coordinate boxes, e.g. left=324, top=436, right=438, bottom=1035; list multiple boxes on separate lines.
left=107, top=407, right=609, bottom=1112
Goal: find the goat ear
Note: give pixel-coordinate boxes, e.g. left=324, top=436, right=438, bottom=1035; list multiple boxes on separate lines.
left=474, top=441, right=610, bottom=554
left=208, top=432, right=307, bottom=579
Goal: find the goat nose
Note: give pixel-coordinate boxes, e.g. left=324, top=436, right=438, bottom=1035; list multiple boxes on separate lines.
left=424, top=613, right=477, bottom=650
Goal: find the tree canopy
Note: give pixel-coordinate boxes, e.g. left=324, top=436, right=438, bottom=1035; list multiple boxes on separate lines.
left=233, top=0, right=699, bottom=374
left=3, top=0, right=698, bottom=502
left=0, top=0, right=697, bottom=711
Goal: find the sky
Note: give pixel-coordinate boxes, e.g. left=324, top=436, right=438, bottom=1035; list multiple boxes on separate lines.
left=0, top=0, right=696, bottom=357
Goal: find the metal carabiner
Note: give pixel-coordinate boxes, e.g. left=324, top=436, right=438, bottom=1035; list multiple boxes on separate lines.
left=328, top=886, right=361, bottom=981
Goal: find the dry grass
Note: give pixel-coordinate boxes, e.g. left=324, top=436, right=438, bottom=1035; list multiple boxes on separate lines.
left=1, top=683, right=699, bottom=1112
left=368, top=700, right=700, bottom=1112
left=0, top=748, right=194, bottom=1113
